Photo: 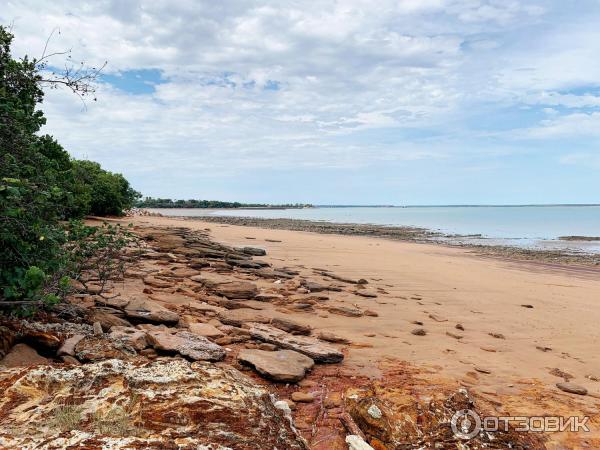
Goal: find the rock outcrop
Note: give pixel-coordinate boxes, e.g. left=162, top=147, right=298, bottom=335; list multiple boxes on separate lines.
left=0, top=359, right=308, bottom=449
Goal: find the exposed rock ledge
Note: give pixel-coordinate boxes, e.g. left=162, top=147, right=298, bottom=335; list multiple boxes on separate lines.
left=0, top=358, right=308, bottom=450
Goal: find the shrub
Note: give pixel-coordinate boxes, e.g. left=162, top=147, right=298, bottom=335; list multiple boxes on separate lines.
left=0, top=26, right=139, bottom=309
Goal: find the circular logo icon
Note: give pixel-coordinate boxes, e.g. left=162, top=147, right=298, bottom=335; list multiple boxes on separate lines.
left=451, top=409, right=481, bottom=440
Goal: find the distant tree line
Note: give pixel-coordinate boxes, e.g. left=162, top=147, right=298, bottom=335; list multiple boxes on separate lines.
left=136, top=197, right=311, bottom=209
left=1, top=26, right=139, bottom=309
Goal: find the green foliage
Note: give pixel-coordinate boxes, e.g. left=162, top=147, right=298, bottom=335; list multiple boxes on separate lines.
left=136, top=197, right=311, bottom=209
left=0, top=26, right=139, bottom=308
left=72, top=160, right=140, bottom=216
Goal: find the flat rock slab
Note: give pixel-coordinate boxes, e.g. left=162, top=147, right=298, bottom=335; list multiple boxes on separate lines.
left=88, top=309, right=133, bottom=331
left=354, top=289, right=378, bottom=298
left=248, top=324, right=344, bottom=363
left=213, top=281, right=259, bottom=299
left=218, top=308, right=271, bottom=327
left=238, top=349, right=314, bottom=382
left=0, top=359, right=308, bottom=449
left=188, top=322, right=225, bottom=339
left=146, top=329, right=225, bottom=361
left=327, top=305, right=363, bottom=317
left=142, top=276, right=174, bottom=288
left=124, top=297, right=180, bottom=324
left=271, top=317, right=312, bottom=336
left=240, top=246, right=267, bottom=256
left=191, top=277, right=259, bottom=299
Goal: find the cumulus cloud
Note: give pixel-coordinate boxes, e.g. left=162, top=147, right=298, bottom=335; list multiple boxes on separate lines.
left=2, top=0, right=599, bottom=202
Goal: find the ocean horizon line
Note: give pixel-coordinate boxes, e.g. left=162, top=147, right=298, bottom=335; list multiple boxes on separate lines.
left=311, top=203, right=600, bottom=208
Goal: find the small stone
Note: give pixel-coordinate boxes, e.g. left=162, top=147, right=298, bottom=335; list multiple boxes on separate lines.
left=474, top=366, right=491, bottom=374
left=411, top=328, right=426, bottom=336
left=488, top=332, right=505, bottom=339
left=521, top=304, right=534, bottom=308
left=446, top=331, right=463, bottom=340
left=327, top=305, right=363, bottom=317
left=258, top=343, right=278, bottom=351
left=317, top=331, right=350, bottom=344
left=455, top=323, right=465, bottom=331
left=364, top=309, right=379, bottom=317
left=354, top=289, right=378, bottom=298
left=57, top=334, right=85, bottom=356
left=60, top=355, right=81, bottom=365
left=273, top=400, right=292, bottom=415
left=411, top=320, right=423, bottom=326
left=298, top=379, right=317, bottom=388
left=139, top=348, right=158, bottom=358
left=324, top=392, right=343, bottom=409
left=346, top=435, right=374, bottom=450
left=556, top=382, right=587, bottom=395
left=428, top=314, right=447, bottom=322
left=93, top=322, right=103, bottom=335
left=291, top=391, right=315, bottom=403
left=367, top=404, right=382, bottom=419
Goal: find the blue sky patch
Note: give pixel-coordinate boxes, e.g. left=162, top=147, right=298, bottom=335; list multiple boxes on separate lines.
left=101, top=69, right=165, bottom=94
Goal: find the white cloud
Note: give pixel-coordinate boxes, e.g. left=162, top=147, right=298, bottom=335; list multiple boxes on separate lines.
left=1, top=0, right=600, bottom=200
left=523, top=112, right=600, bottom=138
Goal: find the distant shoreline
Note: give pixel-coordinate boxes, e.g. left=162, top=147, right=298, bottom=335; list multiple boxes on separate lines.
left=154, top=214, right=600, bottom=266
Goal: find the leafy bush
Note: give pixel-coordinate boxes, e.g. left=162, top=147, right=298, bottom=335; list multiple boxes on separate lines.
left=72, top=160, right=139, bottom=216
left=0, top=26, right=139, bottom=309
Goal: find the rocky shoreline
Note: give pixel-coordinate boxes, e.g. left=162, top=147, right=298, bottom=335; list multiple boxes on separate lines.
left=183, top=215, right=600, bottom=267
left=0, top=221, right=552, bottom=449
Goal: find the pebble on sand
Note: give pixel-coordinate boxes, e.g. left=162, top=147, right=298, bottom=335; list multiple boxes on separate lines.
left=556, top=382, right=587, bottom=395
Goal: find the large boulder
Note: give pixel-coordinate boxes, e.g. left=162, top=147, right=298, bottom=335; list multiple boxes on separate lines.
left=248, top=324, right=344, bottom=363
left=145, top=329, right=225, bottom=361
left=124, top=297, right=180, bottom=325
left=0, top=360, right=309, bottom=448
left=238, top=349, right=314, bottom=382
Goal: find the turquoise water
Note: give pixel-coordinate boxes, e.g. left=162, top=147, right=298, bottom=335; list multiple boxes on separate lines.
left=150, top=206, right=600, bottom=253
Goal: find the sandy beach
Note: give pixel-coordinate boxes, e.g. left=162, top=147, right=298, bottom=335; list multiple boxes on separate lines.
left=126, top=214, right=600, bottom=448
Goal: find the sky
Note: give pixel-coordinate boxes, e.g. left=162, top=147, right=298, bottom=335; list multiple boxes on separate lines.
left=3, top=0, right=600, bottom=205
